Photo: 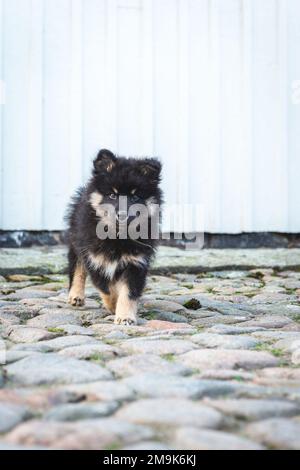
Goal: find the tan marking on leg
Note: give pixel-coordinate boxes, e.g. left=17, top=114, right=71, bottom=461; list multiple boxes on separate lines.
left=100, top=291, right=117, bottom=314
left=114, top=281, right=138, bottom=326
left=68, top=263, right=87, bottom=307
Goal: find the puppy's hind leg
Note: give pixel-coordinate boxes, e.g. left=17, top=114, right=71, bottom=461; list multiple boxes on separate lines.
left=68, top=247, right=87, bottom=307
left=100, top=290, right=117, bottom=314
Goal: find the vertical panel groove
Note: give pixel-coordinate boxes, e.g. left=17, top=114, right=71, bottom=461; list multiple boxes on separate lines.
left=3, top=0, right=32, bottom=229
left=177, top=0, right=189, bottom=206
left=42, top=0, right=72, bottom=229
left=27, top=0, right=43, bottom=229
left=140, top=0, right=154, bottom=155
left=69, top=0, right=83, bottom=197
left=278, top=0, right=289, bottom=231
left=105, top=0, right=118, bottom=152
left=287, top=0, right=300, bottom=231
left=241, top=0, right=254, bottom=232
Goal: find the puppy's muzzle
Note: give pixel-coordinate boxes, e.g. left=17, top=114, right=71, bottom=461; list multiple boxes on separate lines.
left=116, top=211, right=136, bottom=225
left=116, top=211, right=128, bottom=224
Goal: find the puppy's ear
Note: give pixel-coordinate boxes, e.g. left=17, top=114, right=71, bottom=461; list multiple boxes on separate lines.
left=93, top=149, right=117, bottom=174
left=139, top=158, right=162, bottom=180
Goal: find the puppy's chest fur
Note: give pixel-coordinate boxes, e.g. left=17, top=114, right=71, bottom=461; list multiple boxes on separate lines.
left=86, top=251, right=148, bottom=280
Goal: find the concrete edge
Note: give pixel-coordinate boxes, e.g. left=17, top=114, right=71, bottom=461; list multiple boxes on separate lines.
left=1, top=264, right=300, bottom=277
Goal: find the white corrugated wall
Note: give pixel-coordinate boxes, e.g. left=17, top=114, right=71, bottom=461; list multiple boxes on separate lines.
left=0, top=0, right=299, bottom=233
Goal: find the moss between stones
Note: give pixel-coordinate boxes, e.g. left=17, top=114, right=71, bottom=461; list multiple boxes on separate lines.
left=89, top=354, right=106, bottom=363
left=183, top=298, right=201, bottom=310
left=144, top=311, right=159, bottom=320
left=196, top=273, right=214, bottom=279
left=161, top=354, right=176, bottom=362
left=47, top=328, right=65, bottom=335
left=233, top=376, right=246, bottom=382
left=269, top=348, right=286, bottom=358
left=255, top=343, right=286, bottom=359
left=243, top=293, right=257, bottom=299
left=206, top=288, right=215, bottom=294
left=285, top=288, right=297, bottom=295
left=0, top=289, right=15, bottom=295
left=105, top=441, right=122, bottom=451
left=248, top=271, right=265, bottom=280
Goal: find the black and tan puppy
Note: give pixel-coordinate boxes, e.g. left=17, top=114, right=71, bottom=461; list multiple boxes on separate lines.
left=66, top=149, right=163, bottom=325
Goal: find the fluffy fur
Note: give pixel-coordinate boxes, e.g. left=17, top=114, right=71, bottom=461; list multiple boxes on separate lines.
left=65, top=149, right=163, bottom=325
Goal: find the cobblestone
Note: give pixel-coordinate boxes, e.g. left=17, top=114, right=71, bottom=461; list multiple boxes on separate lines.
left=116, top=398, right=223, bottom=428
left=1, top=248, right=300, bottom=449
left=173, top=427, right=264, bottom=450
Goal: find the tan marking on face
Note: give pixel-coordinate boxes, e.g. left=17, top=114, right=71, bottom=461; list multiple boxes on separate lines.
left=112, top=187, right=118, bottom=194
left=89, top=191, right=104, bottom=213
left=114, top=281, right=138, bottom=325
left=107, top=162, right=115, bottom=172
left=131, top=189, right=137, bottom=195
left=68, top=262, right=87, bottom=307
left=146, top=196, right=158, bottom=216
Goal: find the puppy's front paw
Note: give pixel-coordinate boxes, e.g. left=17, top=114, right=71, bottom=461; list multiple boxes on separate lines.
left=68, top=294, right=85, bottom=307
left=114, top=315, right=137, bottom=326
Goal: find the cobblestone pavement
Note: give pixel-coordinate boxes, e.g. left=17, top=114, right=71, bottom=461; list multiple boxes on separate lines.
left=1, top=254, right=300, bottom=449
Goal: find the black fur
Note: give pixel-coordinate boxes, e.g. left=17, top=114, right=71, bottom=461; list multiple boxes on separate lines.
left=65, top=150, right=163, bottom=311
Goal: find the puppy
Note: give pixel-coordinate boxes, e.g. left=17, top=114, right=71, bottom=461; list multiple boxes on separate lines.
left=66, top=149, right=163, bottom=325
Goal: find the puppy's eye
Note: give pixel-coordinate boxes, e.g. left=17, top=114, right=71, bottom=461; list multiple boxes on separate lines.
left=109, top=193, right=117, bottom=200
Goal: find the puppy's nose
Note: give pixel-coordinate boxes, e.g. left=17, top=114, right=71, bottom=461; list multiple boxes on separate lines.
left=116, top=211, right=128, bottom=224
